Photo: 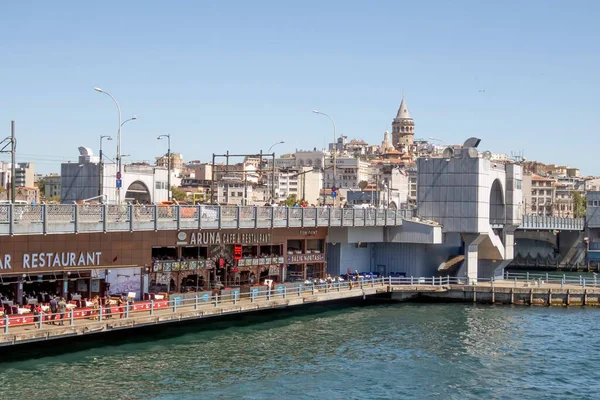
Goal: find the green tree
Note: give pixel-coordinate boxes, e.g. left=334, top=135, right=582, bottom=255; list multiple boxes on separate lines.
left=171, top=186, right=187, bottom=202
left=572, top=191, right=586, bottom=218
left=284, top=194, right=297, bottom=207
left=37, top=178, right=45, bottom=194
left=48, top=195, right=60, bottom=203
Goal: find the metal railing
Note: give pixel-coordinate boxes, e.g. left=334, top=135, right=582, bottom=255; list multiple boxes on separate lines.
left=519, top=215, right=585, bottom=231
left=2, top=274, right=600, bottom=336
left=504, top=271, right=600, bottom=289
left=0, top=204, right=417, bottom=235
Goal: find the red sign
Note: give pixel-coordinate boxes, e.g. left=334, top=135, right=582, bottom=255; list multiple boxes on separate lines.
left=219, top=258, right=225, bottom=269
left=234, top=244, right=243, bottom=261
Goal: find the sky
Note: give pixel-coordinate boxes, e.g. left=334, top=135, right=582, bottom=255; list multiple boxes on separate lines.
left=1, top=1, right=599, bottom=175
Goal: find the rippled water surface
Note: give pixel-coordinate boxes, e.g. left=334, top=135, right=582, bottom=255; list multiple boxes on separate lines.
left=2, top=304, right=600, bottom=399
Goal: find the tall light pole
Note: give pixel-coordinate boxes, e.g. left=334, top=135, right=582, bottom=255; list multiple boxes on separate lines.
left=94, top=87, right=123, bottom=204
left=312, top=110, right=337, bottom=206
left=158, top=134, right=171, bottom=201
left=268, top=140, right=284, bottom=202
left=99, top=135, right=113, bottom=198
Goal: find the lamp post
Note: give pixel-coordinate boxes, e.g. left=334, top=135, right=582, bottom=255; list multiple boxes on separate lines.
left=94, top=87, right=123, bottom=204
left=268, top=140, right=284, bottom=202
left=313, top=110, right=337, bottom=206
left=158, top=134, right=171, bottom=201
left=99, top=135, right=113, bottom=198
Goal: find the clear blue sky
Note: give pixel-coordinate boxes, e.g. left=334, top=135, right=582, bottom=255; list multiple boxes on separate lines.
left=1, top=1, right=599, bottom=174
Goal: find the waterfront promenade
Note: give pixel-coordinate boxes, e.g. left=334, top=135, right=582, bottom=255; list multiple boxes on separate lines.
left=2, top=275, right=599, bottom=348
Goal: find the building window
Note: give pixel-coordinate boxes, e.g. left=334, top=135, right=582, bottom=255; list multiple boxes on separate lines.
left=515, top=179, right=522, bottom=189
left=238, top=192, right=243, bottom=197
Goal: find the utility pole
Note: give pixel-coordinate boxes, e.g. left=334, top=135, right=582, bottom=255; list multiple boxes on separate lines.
left=10, top=121, right=15, bottom=203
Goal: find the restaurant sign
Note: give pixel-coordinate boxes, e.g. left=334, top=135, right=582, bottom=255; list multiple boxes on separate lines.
left=178, top=231, right=272, bottom=246
left=288, top=254, right=325, bottom=263
left=0, top=251, right=103, bottom=270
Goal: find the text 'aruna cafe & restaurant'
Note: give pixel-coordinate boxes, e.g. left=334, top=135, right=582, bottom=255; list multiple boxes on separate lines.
left=0, top=225, right=328, bottom=305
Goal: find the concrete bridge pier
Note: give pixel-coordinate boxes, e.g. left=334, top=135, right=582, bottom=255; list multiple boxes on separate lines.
left=464, top=234, right=485, bottom=284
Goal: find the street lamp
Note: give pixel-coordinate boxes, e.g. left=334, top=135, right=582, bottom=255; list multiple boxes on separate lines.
left=268, top=140, right=285, bottom=202
left=268, top=140, right=284, bottom=153
left=121, top=115, right=137, bottom=128
left=312, top=110, right=337, bottom=206
left=94, top=87, right=123, bottom=204
left=158, top=134, right=171, bottom=201
left=428, top=137, right=446, bottom=145
left=99, top=135, right=112, bottom=198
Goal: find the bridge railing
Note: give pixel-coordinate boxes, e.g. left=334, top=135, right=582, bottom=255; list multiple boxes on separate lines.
left=2, top=274, right=598, bottom=336
left=504, top=271, right=600, bottom=288
left=520, top=215, right=585, bottom=231
left=0, top=204, right=416, bottom=236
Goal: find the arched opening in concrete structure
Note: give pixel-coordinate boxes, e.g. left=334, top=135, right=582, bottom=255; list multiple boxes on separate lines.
left=489, top=179, right=506, bottom=226
left=125, top=181, right=151, bottom=204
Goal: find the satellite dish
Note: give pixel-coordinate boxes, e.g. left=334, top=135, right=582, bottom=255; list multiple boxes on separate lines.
left=463, top=137, right=481, bottom=149
left=78, top=146, right=93, bottom=157
left=482, top=151, right=492, bottom=160
left=442, top=147, right=454, bottom=159
left=466, top=147, right=479, bottom=158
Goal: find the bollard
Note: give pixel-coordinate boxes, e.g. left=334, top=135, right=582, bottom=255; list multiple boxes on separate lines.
left=538, top=278, right=541, bottom=288
left=411, top=276, right=414, bottom=285
left=194, top=295, right=199, bottom=310
left=360, top=279, right=363, bottom=290
left=583, top=279, right=586, bottom=288
left=234, top=291, right=238, bottom=305
left=389, top=276, right=392, bottom=286
left=214, top=293, right=219, bottom=307
left=371, top=278, right=375, bottom=288
left=70, top=310, right=74, bottom=326
left=546, top=273, right=549, bottom=282
left=298, top=286, right=301, bottom=297
left=99, top=305, right=103, bottom=322
left=38, top=312, right=44, bottom=329
left=514, top=278, right=517, bottom=288
left=432, top=276, right=435, bottom=286
left=337, top=282, right=341, bottom=292
left=526, top=272, right=529, bottom=281
left=3, top=314, right=7, bottom=334
left=312, top=284, right=316, bottom=295
left=580, top=276, right=583, bottom=285
left=125, top=303, right=130, bottom=319
left=561, top=279, right=564, bottom=289
left=251, top=290, right=255, bottom=303
left=447, top=275, right=450, bottom=285
left=173, top=299, right=177, bottom=313
left=267, top=287, right=271, bottom=300
left=150, top=300, right=154, bottom=315
left=283, top=287, right=287, bottom=299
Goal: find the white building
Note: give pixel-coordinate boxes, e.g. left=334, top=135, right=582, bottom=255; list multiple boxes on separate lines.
left=295, top=149, right=326, bottom=169
left=276, top=167, right=323, bottom=204
left=0, top=161, right=35, bottom=190
left=323, top=156, right=370, bottom=192
left=61, top=147, right=169, bottom=204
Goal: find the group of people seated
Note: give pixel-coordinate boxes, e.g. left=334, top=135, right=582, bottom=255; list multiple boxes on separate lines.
left=3, top=292, right=135, bottom=326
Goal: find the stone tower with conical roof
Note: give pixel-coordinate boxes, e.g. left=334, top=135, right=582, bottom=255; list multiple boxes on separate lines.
left=391, top=95, right=414, bottom=150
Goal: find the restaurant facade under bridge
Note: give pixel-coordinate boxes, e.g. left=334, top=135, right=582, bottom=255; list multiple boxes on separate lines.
left=0, top=227, right=327, bottom=305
